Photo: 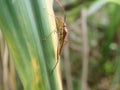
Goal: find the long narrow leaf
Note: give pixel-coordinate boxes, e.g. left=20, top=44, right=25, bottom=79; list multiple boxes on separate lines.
left=0, top=0, right=62, bottom=90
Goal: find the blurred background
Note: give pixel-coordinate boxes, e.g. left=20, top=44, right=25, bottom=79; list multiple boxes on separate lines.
left=0, top=0, right=120, bottom=90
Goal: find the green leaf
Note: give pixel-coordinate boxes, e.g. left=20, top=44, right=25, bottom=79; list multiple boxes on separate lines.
left=0, top=0, right=62, bottom=90
left=101, top=0, right=120, bottom=5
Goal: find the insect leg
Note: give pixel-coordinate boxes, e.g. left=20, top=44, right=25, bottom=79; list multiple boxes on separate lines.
left=42, top=30, right=57, bottom=41
left=51, top=56, right=59, bottom=73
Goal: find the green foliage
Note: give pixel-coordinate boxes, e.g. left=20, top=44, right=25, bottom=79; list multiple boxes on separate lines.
left=0, top=0, right=62, bottom=90
left=101, top=5, right=120, bottom=58
left=104, top=60, right=115, bottom=74
left=103, top=0, right=120, bottom=5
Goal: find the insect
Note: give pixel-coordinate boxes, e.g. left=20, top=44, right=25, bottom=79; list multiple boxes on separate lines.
left=51, top=0, right=68, bottom=73
left=44, top=0, right=67, bottom=73
left=51, top=15, right=67, bottom=73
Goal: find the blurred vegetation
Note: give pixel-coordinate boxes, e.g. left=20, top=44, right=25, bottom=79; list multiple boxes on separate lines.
left=0, top=0, right=120, bottom=90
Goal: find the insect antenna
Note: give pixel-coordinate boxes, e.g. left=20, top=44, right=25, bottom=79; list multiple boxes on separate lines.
left=55, top=0, right=65, bottom=14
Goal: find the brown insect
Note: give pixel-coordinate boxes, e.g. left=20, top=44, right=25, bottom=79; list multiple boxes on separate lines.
left=51, top=1, right=68, bottom=73
left=51, top=16, right=67, bottom=72
left=45, top=0, right=67, bottom=73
